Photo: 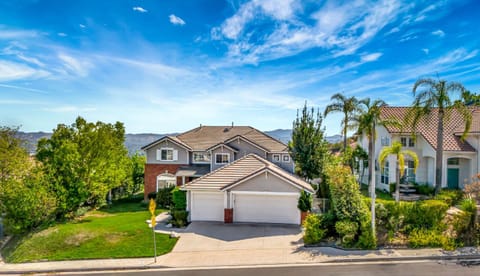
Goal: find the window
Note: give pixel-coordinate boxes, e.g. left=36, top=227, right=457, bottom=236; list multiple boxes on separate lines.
left=272, top=154, right=280, bottom=162
left=404, top=160, right=416, bottom=183
left=215, top=153, right=230, bottom=164
left=157, top=148, right=177, bottom=161
left=448, top=158, right=459, bottom=165
left=381, top=161, right=389, bottom=184
left=400, top=137, right=414, bottom=147
left=156, top=174, right=176, bottom=191
left=282, top=154, right=290, bottom=162
left=193, top=152, right=210, bottom=163
left=381, top=136, right=390, bottom=146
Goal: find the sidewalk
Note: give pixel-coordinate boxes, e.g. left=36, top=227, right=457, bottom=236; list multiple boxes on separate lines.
left=1, top=245, right=480, bottom=274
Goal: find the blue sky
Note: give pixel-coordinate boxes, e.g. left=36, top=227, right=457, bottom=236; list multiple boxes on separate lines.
left=0, top=0, right=479, bottom=135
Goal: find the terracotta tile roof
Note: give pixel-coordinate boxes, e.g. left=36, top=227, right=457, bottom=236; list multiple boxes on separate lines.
left=176, top=126, right=288, bottom=152
left=183, top=154, right=313, bottom=192
left=380, top=106, right=477, bottom=152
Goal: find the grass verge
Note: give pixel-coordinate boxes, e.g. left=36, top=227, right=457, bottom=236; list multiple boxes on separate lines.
left=2, top=201, right=177, bottom=263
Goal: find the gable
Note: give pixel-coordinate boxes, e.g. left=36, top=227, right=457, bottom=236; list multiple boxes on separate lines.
left=229, top=171, right=300, bottom=193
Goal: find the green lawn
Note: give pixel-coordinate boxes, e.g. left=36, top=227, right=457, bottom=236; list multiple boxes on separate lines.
left=360, top=184, right=394, bottom=200
left=2, top=201, right=177, bottom=263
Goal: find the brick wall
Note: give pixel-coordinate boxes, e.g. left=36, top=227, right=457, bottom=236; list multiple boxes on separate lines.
left=144, top=163, right=186, bottom=200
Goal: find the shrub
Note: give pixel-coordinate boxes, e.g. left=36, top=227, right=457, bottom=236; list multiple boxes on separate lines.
left=147, top=191, right=157, bottom=200
left=319, top=210, right=337, bottom=237
left=335, top=220, right=358, bottom=247
left=303, top=214, right=325, bottom=245
left=414, top=183, right=435, bottom=196
left=171, top=210, right=189, bottom=228
left=171, top=187, right=187, bottom=210
left=74, top=206, right=90, bottom=217
left=408, top=228, right=455, bottom=250
left=156, top=186, right=175, bottom=208
left=435, top=189, right=464, bottom=206
left=455, top=198, right=478, bottom=245
left=298, top=190, right=312, bottom=212
left=356, top=211, right=377, bottom=249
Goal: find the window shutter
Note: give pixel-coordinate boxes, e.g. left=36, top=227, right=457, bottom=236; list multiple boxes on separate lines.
left=173, top=150, right=178, bottom=161
left=156, top=149, right=161, bottom=160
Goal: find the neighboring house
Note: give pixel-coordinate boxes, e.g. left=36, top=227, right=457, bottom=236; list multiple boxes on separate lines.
left=358, top=106, right=480, bottom=191
left=141, top=125, right=311, bottom=225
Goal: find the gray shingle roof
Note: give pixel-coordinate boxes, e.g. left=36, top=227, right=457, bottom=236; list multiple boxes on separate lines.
left=183, top=153, right=313, bottom=192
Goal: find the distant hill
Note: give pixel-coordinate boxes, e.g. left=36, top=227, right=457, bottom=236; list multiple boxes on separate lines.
left=17, top=130, right=342, bottom=155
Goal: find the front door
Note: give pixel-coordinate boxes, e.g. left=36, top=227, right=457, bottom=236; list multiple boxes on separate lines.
left=447, top=168, right=459, bottom=189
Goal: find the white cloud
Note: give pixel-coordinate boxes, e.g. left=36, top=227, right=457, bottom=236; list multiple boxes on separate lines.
left=213, top=0, right=405, bottom=64
left=0, top=28, right=38, bottom=39
left=58, top=54, right=92, bottom=77
left=169, top=14, right=186, bottom=25
left=79, top=24, right=86, bottom=28
left=431, top=29, right=445, bottom=37
left=0, top=60, right=49, bottom=81
left=57, top=32, right=67, bottom=37
left=133, top=6, right=147, bottom=13
left=361, top=52, right=383, bottom=62
left=422, top=48, right=429, bottom=54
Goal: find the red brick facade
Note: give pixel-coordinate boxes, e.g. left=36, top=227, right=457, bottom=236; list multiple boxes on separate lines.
left=144, top=163, right=186, bottom=200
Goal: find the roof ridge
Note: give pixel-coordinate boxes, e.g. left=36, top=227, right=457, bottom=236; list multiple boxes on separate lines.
left=185, top=153, right=266, bottom=187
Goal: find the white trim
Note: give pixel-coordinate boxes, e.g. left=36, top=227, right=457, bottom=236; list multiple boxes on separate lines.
left=215, top=152, right=230, bottom=164
left=142, top=136, right=191, bottom=151
left=231, top=191, right=299, bottom=196
left=225, top=135, right=268, bottom=153
left=159, top=147, right=175, bottom=161
left=282, top=154, right=290, bottom=163
left=221, top=169, right=312, bottom=193
left=272, top=154, right=281, bottom=162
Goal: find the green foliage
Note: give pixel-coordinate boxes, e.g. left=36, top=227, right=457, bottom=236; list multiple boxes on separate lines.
left=302, top=214, right=326, bottom=245
left=326, top=160, right=376, bottom=249
left=171, top=187, right=187, bottom=210
left=1, top=201, right=175, bottom=263
left=289, top=102, right=329, bottom=180
left=112, top=153, right=146, bottom=199
left=335, top=220, right=358, bottom=247
left=0, top=126, right=57, bottom=234
left=297, top=190, right=312, bottom=212
left=171, top=210, right=189, bottom=228
left=319, top=210, right=337, bottom=237
left=454, top=199, right=478, bottom=246
left=324, top=93, right=361, bottom=150
left=435, top=189, right=464, bottom=206
left=156, top=186, right=175, bottom=208
left=36, top=117, right=130, bottom=217
left=414, top=183, right=435, bottom=196
left=408, top=228, right=455, bottom=249
left=326, top=163, right=364, bottom=221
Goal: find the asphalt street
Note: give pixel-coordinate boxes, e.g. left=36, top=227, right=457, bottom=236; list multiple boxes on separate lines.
left=67, top=260, right=480, bottom=276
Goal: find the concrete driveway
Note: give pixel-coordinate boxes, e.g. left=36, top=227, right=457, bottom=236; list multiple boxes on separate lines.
left=172, top=222, right=303, bottom=252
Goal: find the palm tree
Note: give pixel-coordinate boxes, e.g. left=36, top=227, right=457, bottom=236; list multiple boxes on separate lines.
left=324, top=93, right=361, bottom=150
left=379, top=141, right=419, bottom=202
left=356, top=98, right=398, bottom=235
left=407, top=78, right=472, bottom=194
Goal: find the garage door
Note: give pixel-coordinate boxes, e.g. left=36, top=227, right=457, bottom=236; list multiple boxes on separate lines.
left=234, top=193, right=300, bottom=225
left=190, top=192, right=224, bottom=221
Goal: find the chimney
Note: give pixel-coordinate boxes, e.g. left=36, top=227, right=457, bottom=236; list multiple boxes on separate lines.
left=231, top=122, right=234, bottom=128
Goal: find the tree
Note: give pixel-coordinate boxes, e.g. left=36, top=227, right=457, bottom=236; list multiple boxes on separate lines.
left=407, top=78, right=472, bottom=194
left=459, top=90, right=480, bottom=106
left=356, top=98, right=397, bottom=235
left=289, top=102, right=329, bottom=181
left=379, top=141, right=419, bottom=202
left=324, top=93, right=361, bottom=151
left=36, top=117, right=130, bottom=217
left=0, top=126, right=57, bottom=234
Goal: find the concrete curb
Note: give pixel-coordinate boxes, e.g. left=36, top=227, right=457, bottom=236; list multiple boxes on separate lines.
left=2, top=254, right=480, bottom=275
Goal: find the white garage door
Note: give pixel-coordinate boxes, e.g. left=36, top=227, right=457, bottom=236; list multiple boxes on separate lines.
left=190, top=192, right=224, bottom=221
left=234, top=193, right=300, bottom=225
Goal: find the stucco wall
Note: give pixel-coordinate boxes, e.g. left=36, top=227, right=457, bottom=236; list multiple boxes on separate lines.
left=230, top=171, right=300, bottom=193
left=145, top=140, right=189, bottom=164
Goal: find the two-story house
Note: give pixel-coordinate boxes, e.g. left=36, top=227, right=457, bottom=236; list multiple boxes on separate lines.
left=358, top=106, right=480, bottom=192
left=142, top=125, right=312, bottom=225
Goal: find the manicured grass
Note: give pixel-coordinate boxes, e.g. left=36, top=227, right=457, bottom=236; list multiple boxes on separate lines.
left=2, top=201, right=177, bottom=263
left=360, top=184, right=394, bottom=200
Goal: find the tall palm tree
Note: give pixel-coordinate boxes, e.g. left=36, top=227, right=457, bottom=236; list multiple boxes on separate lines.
left=356, top=98, right=398, bottom=235
left=324, top=93, right=361, bottom=150
left=407, top=78, right=472, bottom=194
left=379, top=141, right=419, bottom=202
